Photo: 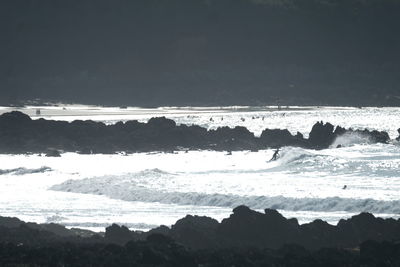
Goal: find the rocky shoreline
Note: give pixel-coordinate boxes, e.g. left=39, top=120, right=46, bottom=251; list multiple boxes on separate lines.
left=0, top=111, right=393, bottom=154
left=1, top=207, right=399, bottom=266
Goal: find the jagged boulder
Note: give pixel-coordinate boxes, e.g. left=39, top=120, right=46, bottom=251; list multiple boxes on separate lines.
left=0, top=111, right=32, bottom=125
left=259, top=128, right=307, bottom=148
left=208, top=126, right=257, bottom=150
left=0, top=216, right=24, bottom=228
left=0, top=216, right=76, bottom=238
left=105, top=224, right=135, bottom=245
left=45, top=149, right=61, bottom=157
left=336, top=213, right=400, bottom=247
left=147, top=117, right=176, bottom=129
left=217, top=206, right=300, bottom=249
left=300, top=219, right=337, bottom=249
left=147, top=225, right=171, bottom=237
left=363, top=129, right=390, bottom=144
left=308, top=121, right=335, bottom=149
left=170, top=215, right=219, bottom=249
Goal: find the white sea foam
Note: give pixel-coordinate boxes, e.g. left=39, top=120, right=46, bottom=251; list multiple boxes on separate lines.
left=331, top=132, right=372, bottom=148
left=51, top=171, right=400, bottom=214
left=0, top=166, right=51, bottom=175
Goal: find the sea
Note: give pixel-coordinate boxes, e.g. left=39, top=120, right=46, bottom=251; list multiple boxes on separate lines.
left=0, top=105, right=399, bottom=232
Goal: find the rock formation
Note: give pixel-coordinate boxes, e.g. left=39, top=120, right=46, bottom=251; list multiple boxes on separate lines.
left=0, top=112, right=391, bottom=154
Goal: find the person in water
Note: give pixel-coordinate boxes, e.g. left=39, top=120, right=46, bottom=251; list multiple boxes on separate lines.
left=270, top=148, right=280, bottom=161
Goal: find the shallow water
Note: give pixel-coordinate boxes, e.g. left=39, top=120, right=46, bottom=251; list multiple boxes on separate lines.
left=0, top=106, right=399, bottom=231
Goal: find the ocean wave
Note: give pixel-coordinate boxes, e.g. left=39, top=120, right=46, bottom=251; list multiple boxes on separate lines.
left=0, top=166, right=52, bottom=175
left=264, top=145, right=400, bottom=177
left=51, top=176, right=400, bottom=214
left=330, top=132, right=372, bottom=148
left=276, top=147, right=315, bottom=165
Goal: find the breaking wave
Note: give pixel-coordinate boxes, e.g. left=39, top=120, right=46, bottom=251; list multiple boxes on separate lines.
left=275, top=147, right=315, bottom=165
left=262, top=145, right=400, bottom=177
left=0, top=166, right=52, bottom=175
left=51, top=175, right=400, bottom=214
left=263, top=147, right=336, bottom=173
left=330, top=132, right=372, bottom=148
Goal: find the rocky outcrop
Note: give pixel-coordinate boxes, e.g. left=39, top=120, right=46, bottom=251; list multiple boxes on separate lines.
left=1, top=211, right=400, bottom=266
left=161, top=207, right=400, bottom=250
left=308, top=122, right=336, bottom=149
left=4, top=207, right=400, bottom=251
left=0, top=216, right=76, bottom=238
left=259, top=129, right=307, bottom=148
left=170, top=215, right=219, bottom=249
left=0, top=112, right=391, bottom=154
left=0, top=237, right=360, bottom=267
left=308, top=121, right=389, bottom=149
left=216, top=206, right=300, bottom=249
left=335, top=213, right=400, bottom=248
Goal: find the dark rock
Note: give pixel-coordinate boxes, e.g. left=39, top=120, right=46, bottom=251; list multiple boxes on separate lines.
left=146, top=233, right=174, bottom=245
left=300, top=219, right=337, bottom=249
left=360, top=240, right=400, bottom=266
left=0, top=216, right=24, bottom=228
left=366, top=129, right=390, bottom=144
left=308, top=121, right=335, bottom=149
left=147, top=117, right=176, bottom=129
left=1, top=209, right=400, bottom=266
left=45, top=149, right=61, bottom=157
left=260, top=128, right=307, bottom=148
left=105, top=224, right=134, bottom=245
left=333, top=125, right=347, bottom=136
left=336, top=212, right=400, bottom=247
left=170, top=215, right=219, bottom=249
left=26, top=222, right=74, bottom=237
left=163, top=207, right=400, bottom=250
left=147, top=225, right=171, bottom=237
left=0, top=216, right=79, bottom=239
left=0, top=111, right=393, bottom=154
left=0, top=111, right=32, bottom=124
left=217, top=206, right=300, bottom=249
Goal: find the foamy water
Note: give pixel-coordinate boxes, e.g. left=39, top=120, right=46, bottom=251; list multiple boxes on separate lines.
left=0, top=105, right=399, bottom=231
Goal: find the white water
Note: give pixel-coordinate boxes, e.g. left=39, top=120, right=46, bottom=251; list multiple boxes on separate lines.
left=0, top=106, right=400, bottom=231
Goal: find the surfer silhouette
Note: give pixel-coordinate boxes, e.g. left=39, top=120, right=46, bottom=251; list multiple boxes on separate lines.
left=270, top=148, right=280, bottom=161
left=342, top=185, right=347, bottom=190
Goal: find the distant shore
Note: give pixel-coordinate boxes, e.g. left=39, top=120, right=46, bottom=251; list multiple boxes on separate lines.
left=0, top=104, right=354, bottom=120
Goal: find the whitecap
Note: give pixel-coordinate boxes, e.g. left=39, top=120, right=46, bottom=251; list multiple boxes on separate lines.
left=0, top=166, right=52, bottom=175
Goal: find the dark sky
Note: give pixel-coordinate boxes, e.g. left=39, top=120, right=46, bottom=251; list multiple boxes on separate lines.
left=1, top=0, right=400, bottom=106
